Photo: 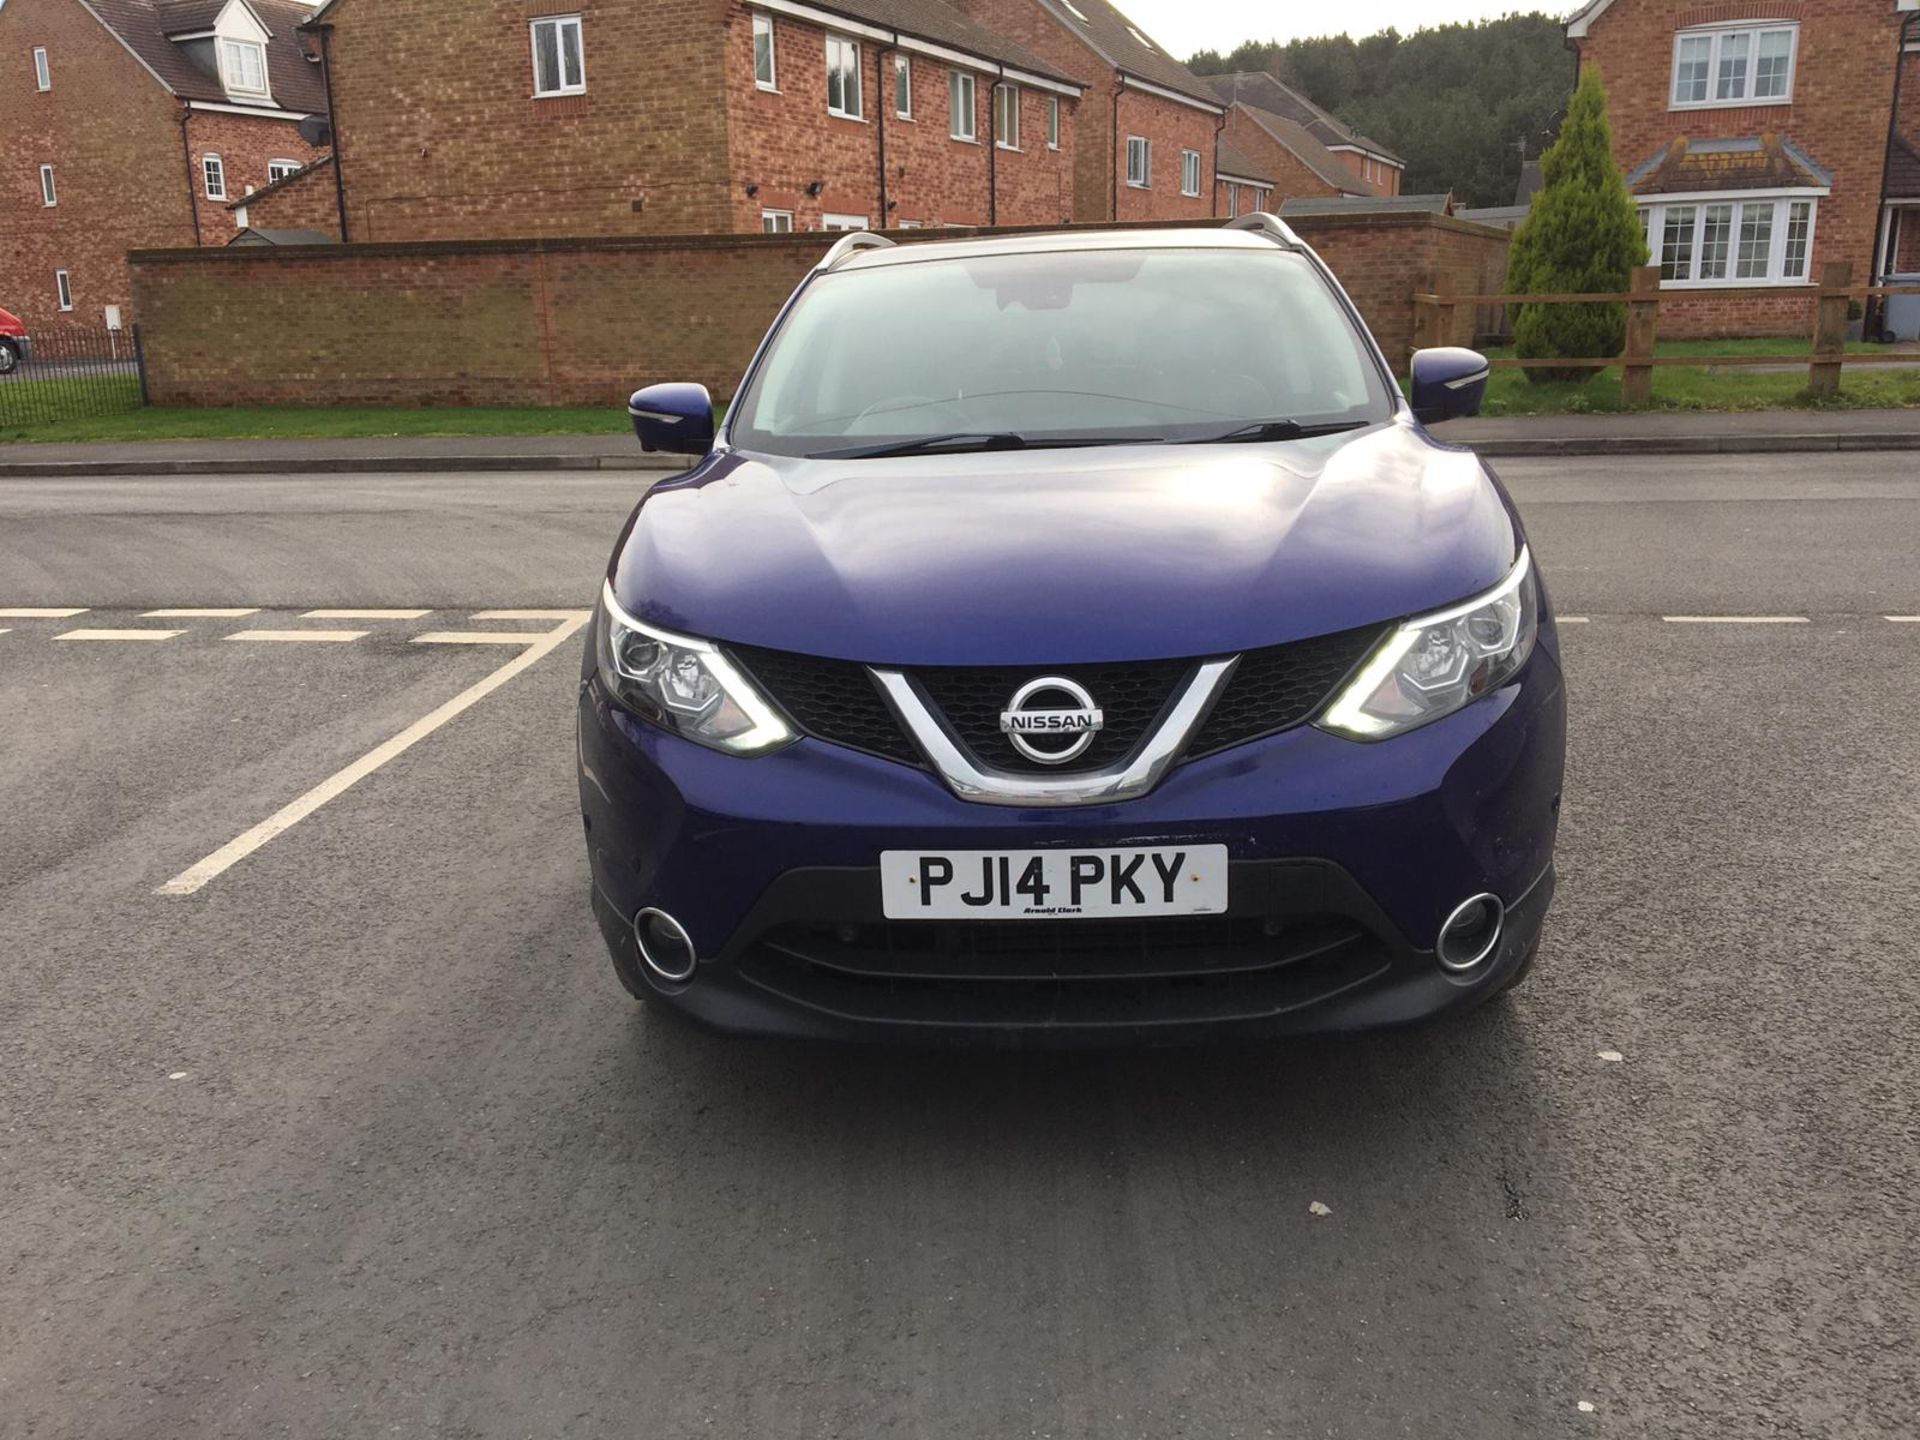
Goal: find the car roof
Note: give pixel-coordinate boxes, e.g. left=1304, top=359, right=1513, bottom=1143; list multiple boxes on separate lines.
left=832, top=226, right=1284, bottom=272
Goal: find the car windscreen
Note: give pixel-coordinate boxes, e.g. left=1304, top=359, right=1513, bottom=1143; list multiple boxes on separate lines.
left=724, top=246, right=1396, bottom=458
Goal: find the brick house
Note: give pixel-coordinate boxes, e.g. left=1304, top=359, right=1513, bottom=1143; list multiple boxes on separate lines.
left=1, top=0, right=330, bottom=328
left=297, top=0, right=1082, bottom=241
left=944, top=0, right=1224, bottom=222
left=1566, top=0, right=1920, bottom=335
left=1214, top=139, right=1273, bottom=217
left=1206, top=71, right=1405, bottom=198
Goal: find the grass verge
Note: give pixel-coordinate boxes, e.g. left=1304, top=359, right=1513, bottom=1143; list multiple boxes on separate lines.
left=1474, top=338, right=1920, bottom=416
left=0, top=402, right=630, bottom=445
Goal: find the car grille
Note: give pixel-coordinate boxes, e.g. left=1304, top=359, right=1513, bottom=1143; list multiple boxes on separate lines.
left=728, top=624, right=1386, bottom=774
left=1188, top=623, right=1386, bottom=757
left=738, top=914, right=1390, bottom=1028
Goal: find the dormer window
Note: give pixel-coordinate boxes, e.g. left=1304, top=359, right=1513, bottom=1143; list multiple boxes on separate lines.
left=219, top=36, right=268, bottom=98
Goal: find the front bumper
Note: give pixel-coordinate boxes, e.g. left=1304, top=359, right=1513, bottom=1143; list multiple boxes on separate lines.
left=578, top=642, right=1566, bottom=1046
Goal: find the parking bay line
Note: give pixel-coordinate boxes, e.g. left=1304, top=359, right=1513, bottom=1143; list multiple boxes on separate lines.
left=470, top=609, right=594, bottom=622
left=56, top=628, right=185, bottom=642
left=1887, top=616, right=1920, bottom=623
left=299, top=608, right=431, bottom=620
left=0, top=608, right=89, bottom=619
left=1661, top=615, right=1810, bottom=624
left=412, top=631, right=553, bottom=646
left=226, top=630, right=369, bottom=644
left=156, top=615, right=589, bottom=897
left=143, top=608, right=261, bottom=618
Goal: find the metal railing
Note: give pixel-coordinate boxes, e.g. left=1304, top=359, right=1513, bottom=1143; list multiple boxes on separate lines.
left=1413, top=261, right=1920, bottom=404
left=0, top=324, right=148, bottom=430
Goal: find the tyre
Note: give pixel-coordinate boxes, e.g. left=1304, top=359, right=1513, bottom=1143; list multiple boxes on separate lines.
left=0, top=340, right=19, bottom=376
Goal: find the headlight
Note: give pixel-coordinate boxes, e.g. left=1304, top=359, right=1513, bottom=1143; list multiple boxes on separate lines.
left=1318, top=548, right=1538, bottom=741
left=593, top=581, right=795, bottom=755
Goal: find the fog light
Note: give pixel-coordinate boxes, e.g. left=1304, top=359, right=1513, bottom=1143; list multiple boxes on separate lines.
left=1436, top=893, right=1503, bottom=973
left=633, top=907, right=698, bottom=983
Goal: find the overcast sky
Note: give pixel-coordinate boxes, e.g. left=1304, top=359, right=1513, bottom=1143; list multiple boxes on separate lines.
left=1119, top=1, right=1565, bottom=60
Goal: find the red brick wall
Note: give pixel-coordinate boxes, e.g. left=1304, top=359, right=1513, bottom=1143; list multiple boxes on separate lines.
left=319, top=0, right=736, bottom=240
left=1, top=0, right=186, bottom=327
left=184, top=110, right=329, bottom=244
left=1112, top=87, right=1220, bottom=221
left=1575, top=0, right=1909, bottom=335
left=1220, top=107, right=1343, bottom=207
left=231, top=158, right=344, bottom=236
left=128, top=214, right=1510, bottom=407
left=721, top=9, right=1076, bottom=231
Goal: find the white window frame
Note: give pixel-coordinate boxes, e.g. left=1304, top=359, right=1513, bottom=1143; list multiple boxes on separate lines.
left=752, top=12, right=777, bottom=91
left=821, top=213, right=869, bottom=231
left=202, top=153, right=226, bottom=200
left=1637, top=192, right=1821, bottom=286
left=1180, top=148, right=1201, bottom=197
left=40, top=164, right=56, bottom=207
left=56, top=269, right=73, bottom=312
left=267, top=159, right=301, bottom=183
left=219, top=36, right=269, bottom=98
left=530, top=15, right=585, bottom=98
left=1670, top=23, right=1797, bottom=110
left=761, top=208, right=794, bottom=233
left=1225, top=180, right=1239, bottom=213
left=34, top=46, right=51, bottom=91
left=826, top=34, right=862, bottom=120
left=1126, top=135, right=1151, bottom=188
left=994, top=81, right=1020, bottom=150
left=949, top=69, right=976, bottom=141
left=1046, top=95, right=1059, bottom=149
left=894, top=53, right=911, bottom=118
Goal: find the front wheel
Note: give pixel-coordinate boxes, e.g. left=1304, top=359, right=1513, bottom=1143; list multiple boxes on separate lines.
left=0, top=340, right=19, bottom=376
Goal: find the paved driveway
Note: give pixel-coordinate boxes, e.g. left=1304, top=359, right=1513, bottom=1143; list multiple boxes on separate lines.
left=1, top=454, right=1915, bottom=1438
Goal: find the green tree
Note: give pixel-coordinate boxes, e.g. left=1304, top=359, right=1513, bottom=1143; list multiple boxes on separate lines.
left=1188, top=15, right=1573, bottom=209
left=1505, top=67, right=1648, bottom=382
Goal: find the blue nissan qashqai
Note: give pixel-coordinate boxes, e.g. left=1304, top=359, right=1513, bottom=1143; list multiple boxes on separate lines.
left=578, top=216, right=1566, bottom=1045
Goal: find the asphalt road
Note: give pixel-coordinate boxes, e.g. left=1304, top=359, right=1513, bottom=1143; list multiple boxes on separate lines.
left=1, top=453, right=1917, bottom=1438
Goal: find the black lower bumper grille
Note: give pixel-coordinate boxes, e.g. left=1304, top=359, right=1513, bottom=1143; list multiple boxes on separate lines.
left=739, top=915, right=1390, bottom=1028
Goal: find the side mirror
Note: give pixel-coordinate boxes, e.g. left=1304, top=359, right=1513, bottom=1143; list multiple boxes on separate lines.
left=1409, top=347, right=1490, bottom=424
left=628, top=382, right=715, bottom=455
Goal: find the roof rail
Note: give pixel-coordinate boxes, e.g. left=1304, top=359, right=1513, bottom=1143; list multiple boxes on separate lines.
left=1224, top=212, right=1304, bottom=251
left=818, top=231, right=896, bottom=272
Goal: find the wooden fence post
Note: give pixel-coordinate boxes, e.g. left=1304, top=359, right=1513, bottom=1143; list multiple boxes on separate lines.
left=1621, top=265, right=1660, bottom=408
left=1808, top=259, right=1851, bottom=399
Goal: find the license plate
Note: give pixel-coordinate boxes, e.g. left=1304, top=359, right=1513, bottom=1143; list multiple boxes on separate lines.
left=879, top=845, right=1228, bottom=920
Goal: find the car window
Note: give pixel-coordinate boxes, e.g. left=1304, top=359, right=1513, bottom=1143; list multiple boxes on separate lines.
left=728, top=247, right=1393, bottom=456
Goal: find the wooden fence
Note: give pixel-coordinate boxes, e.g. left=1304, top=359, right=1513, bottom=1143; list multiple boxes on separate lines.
left=1413, top=261, right=1920, bottom=404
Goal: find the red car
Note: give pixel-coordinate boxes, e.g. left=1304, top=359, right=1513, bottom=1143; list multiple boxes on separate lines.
left=0, top=307, right=29, bottom=375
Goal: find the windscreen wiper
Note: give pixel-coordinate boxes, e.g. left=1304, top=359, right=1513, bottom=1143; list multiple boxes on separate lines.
left=1189, top=419, right=1373, bottom=445
left=810, top=432, right=1032, bottom=460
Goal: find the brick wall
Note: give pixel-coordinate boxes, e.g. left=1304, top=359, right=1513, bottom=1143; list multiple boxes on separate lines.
left=721, top=9, right=1077, bottom=231
left=1112, top=88, right=1220, bottom=221
left=319, top=0, right=736, bottom=240
left=1220, top=108, right=1343, bottom=207
left=1576, top=0, right=1909, bottom=336
left=0, top=1, right=324, bottom=327
left=185, top=109, right=329, bottom=244
left=231, top=157, right=345, bottom=236
left=128, top=214, right=1511, bottom=407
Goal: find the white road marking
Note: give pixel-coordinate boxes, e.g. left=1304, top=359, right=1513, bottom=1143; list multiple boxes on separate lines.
left=1557, top=616, right=1590, bottom=624
left=157, top=615, right=589, bottom=897
left=1661, top=615, right=1809, bottom=624
left=55, top=628, right=184, bottom=642
left=226, top=629, right=368, bottom=644
left=142, top=607, right=261, bottom=618
left=470, top=608, right=593, bottom=622
left=411, top=631, right=549, bottom=646
left=299, top=608, right=431, bottom=620
left=0, top=629, right=9, bottom=636
left=1887, top=616, right=1920, bottom=623
left=0, top=607, right=88, bottom=618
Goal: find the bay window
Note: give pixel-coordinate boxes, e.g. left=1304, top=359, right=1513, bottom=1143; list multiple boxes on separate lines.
left=1671, top=23, right=1796, bottom=108
left=1639, top=195, right=1819, bottom=285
